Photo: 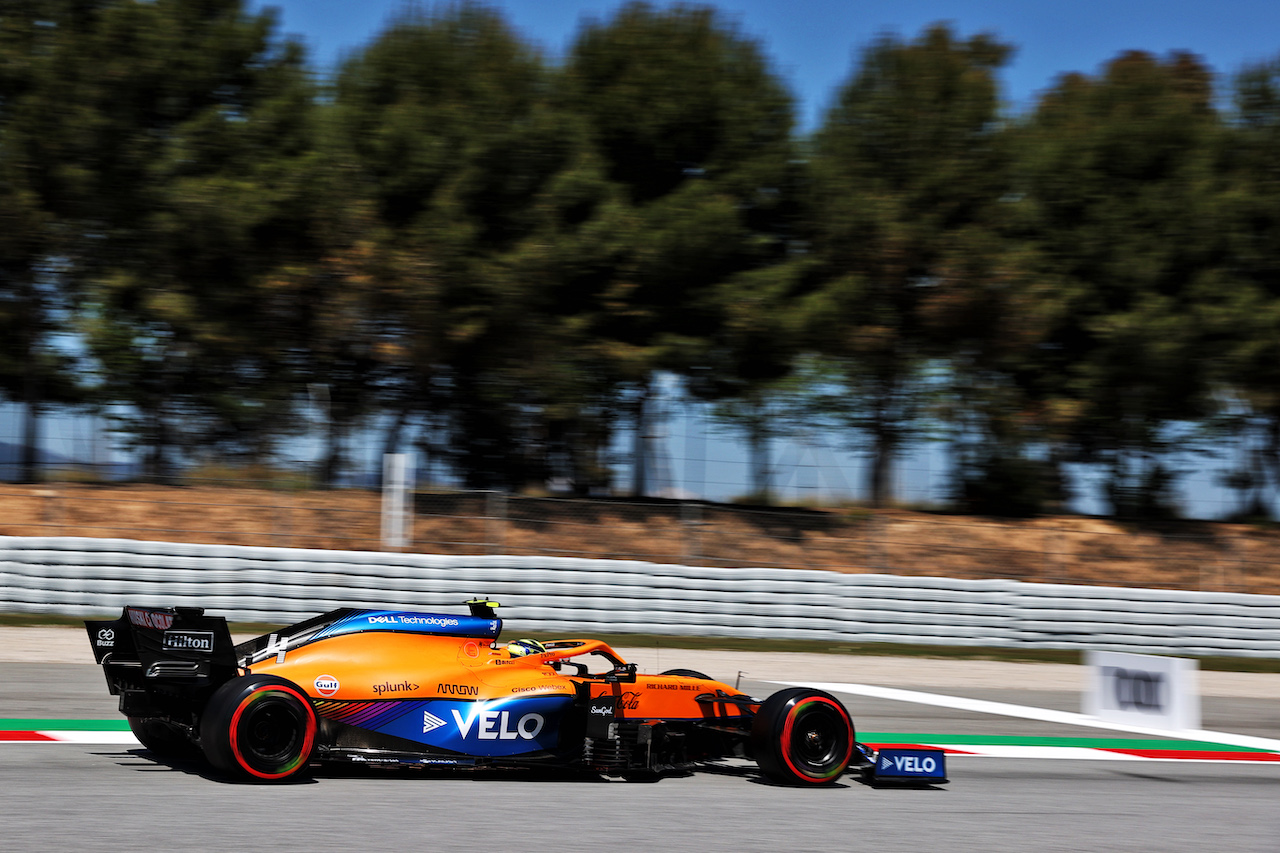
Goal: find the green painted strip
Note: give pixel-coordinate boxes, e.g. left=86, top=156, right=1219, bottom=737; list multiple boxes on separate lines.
left=0, top=719, right=131, bottom=732
left=0, top=720, right=1272, bottom=754
left=860, top=732, right=1274, bottom=753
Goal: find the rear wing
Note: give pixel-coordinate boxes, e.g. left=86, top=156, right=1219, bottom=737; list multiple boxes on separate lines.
left=85, top=606, right=239, bottom=685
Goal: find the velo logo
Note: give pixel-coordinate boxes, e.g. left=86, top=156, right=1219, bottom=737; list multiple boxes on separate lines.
left=422, top=711, right=447, bottom=734
left=451, top=705, right=545, bottom=741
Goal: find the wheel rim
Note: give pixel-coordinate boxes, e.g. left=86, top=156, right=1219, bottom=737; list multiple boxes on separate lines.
left=243, top=702, right=301, bottom=762
left=229, top=685, right=315, bottom=779
left=780, top=697, right=852, bottom=782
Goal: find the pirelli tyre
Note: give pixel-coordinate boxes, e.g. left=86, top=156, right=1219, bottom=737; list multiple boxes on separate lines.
left=750, top=687, right=855, bottom=786
left=200, top=674, right=317, bottom=782
left=128, top=716, right=201, bottom=762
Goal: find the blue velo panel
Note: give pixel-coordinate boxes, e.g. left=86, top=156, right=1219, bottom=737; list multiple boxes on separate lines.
left=872, top=748, right=948, bottom=782
left=317, top=695, right=574, bottom=757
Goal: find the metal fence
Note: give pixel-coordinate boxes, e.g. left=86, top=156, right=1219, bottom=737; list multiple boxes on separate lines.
left=0, top=482, right=1277, bottom=595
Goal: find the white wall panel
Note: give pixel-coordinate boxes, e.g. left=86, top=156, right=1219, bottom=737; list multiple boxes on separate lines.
left=2, top=536, right=1279, bottom=657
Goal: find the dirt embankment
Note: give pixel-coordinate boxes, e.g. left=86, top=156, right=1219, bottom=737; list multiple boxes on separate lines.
left=1, top=483, right=1277, bottom=595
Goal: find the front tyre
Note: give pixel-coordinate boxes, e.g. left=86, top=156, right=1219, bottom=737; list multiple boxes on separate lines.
left=750, top=687, right=854, bottom=786
left=200, top=675, right=317, bottom=782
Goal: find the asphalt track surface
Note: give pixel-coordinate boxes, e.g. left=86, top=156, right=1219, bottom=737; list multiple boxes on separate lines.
left=3, top=632, right=1279, bottom=852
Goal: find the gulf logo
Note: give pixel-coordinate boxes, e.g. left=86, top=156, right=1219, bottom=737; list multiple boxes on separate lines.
left=314, top=675, right=340, bottom=697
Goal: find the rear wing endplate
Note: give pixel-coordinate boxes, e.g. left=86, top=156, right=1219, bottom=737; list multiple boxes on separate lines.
left=85, top=605, right=239, bottom=683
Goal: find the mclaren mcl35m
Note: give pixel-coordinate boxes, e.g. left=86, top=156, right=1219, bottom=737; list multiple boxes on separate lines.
left=86, top=602, right=946, bottom=786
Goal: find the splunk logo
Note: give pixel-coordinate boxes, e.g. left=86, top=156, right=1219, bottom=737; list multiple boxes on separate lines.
left=372, top=680, right=420, bottom=696
left=452, top=704, right=545, bottom=741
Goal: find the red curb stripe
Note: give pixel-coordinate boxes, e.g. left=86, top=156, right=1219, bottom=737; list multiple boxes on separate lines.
left=1103, top=748, right=1280, bottom=762
left=0, top=731, right=56, bottom=742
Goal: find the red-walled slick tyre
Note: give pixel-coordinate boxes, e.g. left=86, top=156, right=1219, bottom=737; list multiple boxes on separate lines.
left=751, top=687, right=855, bottom=786
left=200, top=674, right=316, bottom=782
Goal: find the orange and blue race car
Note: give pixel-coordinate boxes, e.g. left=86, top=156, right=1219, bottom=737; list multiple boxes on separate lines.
left=84, top=600, right=946, bottom=787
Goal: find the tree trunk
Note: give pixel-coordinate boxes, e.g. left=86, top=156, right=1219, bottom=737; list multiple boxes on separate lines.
left=20, top=397, right=40, bottom=484
left=377, top=405, right=411, bottom=489
left=145, top=406, right=174, bottom=485
left=1264, top=415, right=1280, bottom=518
left=868, top=430, right=894, bottom=508
left=747, top=399, right=770, bottom=501
left=867, top=398, right=896, bottom=508
left=18, top=278, right=41, bottom=484
left=632, top=382, right=650, bottom=497
left=320, top=415, right=342, bottom=488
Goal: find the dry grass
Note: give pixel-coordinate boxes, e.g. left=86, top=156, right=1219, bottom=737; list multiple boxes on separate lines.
left=2, top=483, right=1278, bottom=594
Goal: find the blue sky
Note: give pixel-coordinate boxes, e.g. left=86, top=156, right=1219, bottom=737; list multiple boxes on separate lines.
left=253, top=0, right=1280, bottom=130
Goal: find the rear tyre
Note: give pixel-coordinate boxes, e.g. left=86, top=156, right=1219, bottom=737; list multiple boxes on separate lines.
left=750, top=687, right=854, bottom=786
left=660, top=668, right=712, bottom=680
left=200, top=674, right=316, bottom=782
left=128, top=716, right=201, bottom=762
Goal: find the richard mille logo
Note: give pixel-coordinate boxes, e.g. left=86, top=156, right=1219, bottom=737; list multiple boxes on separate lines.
left=422, top=711, right=447, bottom=734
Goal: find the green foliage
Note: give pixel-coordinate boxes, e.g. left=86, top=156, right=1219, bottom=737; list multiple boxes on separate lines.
left=0, top=1, right=102, bottom=480
left=332, top=3, right=582, bottom=489
left=1209, top=58, right=1280, bottom=518
left=1014, top=51, right=1228, bottom=517
left=554, top=3, right=803, bottom=494
left=61, top=0, right=321, bottom=477
left=806, top=24, right=1015, bottom=507
left=561, top=2, right=800, bottom=354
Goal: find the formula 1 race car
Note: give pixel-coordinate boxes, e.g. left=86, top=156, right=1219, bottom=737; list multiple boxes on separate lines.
left=85, top=601, right=946, bottom=786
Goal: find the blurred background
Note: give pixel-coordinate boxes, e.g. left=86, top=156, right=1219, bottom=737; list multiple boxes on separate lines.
left=4, top=0, right=1280, bottom=541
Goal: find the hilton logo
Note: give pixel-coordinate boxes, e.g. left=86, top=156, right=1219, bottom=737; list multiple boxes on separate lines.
left=161, top=630, right=214, bottom=653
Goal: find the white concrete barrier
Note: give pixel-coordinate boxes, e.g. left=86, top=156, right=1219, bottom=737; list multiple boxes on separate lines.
left=2, top=536, right=1278, bottom=657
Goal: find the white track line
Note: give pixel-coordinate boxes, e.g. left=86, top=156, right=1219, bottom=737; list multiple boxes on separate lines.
left=773, top=680, right=1280, bottom=753
left=43, top=732, right=140, bottom=744
left=946, top=746, right=1148, bottom=761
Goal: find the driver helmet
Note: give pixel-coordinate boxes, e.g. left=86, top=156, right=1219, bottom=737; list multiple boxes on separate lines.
left=506, top=638, right=547, bottom=658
